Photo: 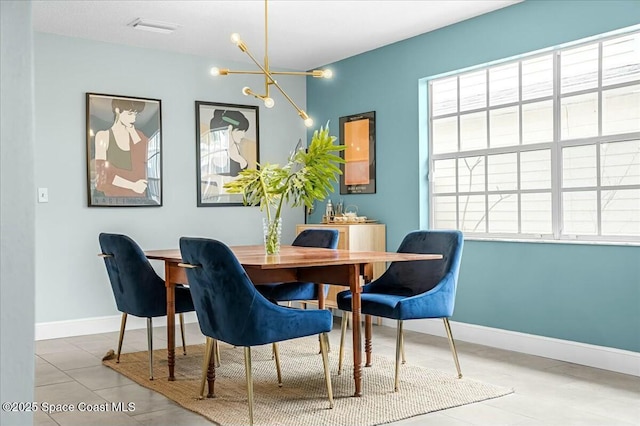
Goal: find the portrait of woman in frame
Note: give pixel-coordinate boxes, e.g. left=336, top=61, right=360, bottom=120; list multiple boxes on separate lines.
left=195, top=101, right=259, bottom=206
left=86, top=93, right=162, bottom=207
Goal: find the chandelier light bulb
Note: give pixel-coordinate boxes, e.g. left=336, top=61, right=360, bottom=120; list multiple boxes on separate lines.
left=242, top=87, right=251, bottom=96
left=304, top=117, right=314, bottom=128
left=264, top=97, right=275, bottom=108
left=322, top=69, right=333, bottom=79
left=230, top=33, right=242, bottom=46
left=210, top=67, right=221, bottom=76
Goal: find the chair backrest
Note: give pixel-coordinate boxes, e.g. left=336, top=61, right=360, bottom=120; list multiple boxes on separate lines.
left=179, top=237, right=280, bottom=346
left=98, top=233, right=166, bottom=318
left=369, top=230, right=464, bottom=297
left=292, top=228, right=339, bottom=249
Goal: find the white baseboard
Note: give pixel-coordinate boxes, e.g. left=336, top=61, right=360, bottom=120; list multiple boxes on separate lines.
left=394, top=318, right=640, bottom=377
left=35, top=313, right=639, bottom=377
left=35, top=312, right=199, bottom=341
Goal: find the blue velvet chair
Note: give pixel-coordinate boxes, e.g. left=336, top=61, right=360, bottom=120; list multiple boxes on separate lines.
left=336, top=230, right=464, bottom=391
left=179, top=237, right=334, bottom=426
left=257, top=228, right=339, bottom=303
left=98, top=233, right=195, bottom=380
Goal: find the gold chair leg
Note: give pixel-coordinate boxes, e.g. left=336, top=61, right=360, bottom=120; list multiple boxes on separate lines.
left=244, top=347, right=254, bottom=426
left=214, top=339, right=221, bottom=367
left=179, top=313, right=187, bottom=355
left=317, top=332, right=331, bottom=354
left=116, top=313, right=127, bottom=363
left=338, top=310, right=348, bottom=375
left=199, top=337, right=214, bottom=399
left=401, top=328, right=406, bottom=364
left=319, top=332, right=334, bottom=409
left=146, top=317, right=154, bottom=380
left=272, top=343, right=282, bottom=387
left=394, top=320, right=403, bottom=392
left=443, top=318, right=463, bottom=378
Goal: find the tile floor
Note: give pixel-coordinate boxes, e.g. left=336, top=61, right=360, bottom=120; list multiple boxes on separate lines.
left=34, top=320, right=640, bottom=426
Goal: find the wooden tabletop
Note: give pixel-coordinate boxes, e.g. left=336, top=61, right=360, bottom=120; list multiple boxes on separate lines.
left=145, top=245, right=442, bottom=269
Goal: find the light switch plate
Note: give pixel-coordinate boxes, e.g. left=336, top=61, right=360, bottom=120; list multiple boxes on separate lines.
left=38, top=188, right=49, bottom=203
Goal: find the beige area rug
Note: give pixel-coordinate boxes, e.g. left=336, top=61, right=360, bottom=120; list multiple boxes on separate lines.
left=104, top=336, right=513, bottom=426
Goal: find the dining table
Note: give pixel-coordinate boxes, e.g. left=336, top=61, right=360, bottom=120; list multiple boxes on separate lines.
left=145, top=244, right=442, bottom=397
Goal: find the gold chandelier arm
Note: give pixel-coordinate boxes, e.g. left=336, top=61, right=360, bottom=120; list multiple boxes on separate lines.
left=222, top=70, right=325, bottom=77
left=268, top=77, right=308, bottom=119
left=223, top=70, right=271, bottom=75
left=243, top=87, right=267, bottom=102
left=237, top=42, right=275, bottom=83
left=269, top=70, right=327, bottom=77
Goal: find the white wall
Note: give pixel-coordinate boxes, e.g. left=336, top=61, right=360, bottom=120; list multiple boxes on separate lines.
left=1, top=1, right=36, bottom=425
left=33, top=33, right=308, bottom=323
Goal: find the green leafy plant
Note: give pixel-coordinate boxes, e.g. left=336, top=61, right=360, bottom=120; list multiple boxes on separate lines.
left=224, top=124, right=345, bottom=253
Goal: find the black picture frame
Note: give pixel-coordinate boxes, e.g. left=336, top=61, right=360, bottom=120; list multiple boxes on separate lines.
left=195, top=101, right=260, bottom=206
left=86, top=93, right=162, bottom=207
left=339, top=111, right=376, bottom=194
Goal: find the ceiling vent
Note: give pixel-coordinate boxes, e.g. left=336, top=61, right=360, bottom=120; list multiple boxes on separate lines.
left=128, top=18, right=179, bottom=34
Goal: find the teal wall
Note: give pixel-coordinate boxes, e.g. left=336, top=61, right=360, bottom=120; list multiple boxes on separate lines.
left=307, top=0, right=640, bottom=352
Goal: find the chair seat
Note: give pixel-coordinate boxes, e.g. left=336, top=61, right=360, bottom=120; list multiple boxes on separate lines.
left=227, top=303, right=333, bottom=347
left=337, top=288, right=453, bottom=321
left=257, top=282, right=318, bottom=301
left=337, top=290, right=405, bottom=319
left=127, top=285, right=194, bottom=318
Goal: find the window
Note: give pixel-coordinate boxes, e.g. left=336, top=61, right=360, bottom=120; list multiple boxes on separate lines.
left=428, top=31, right=640, bottom=243
left=147, top=130, right=162, bottom=203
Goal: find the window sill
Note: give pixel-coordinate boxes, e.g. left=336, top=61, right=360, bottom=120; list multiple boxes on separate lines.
left=462, top=235, right=640, bottom=247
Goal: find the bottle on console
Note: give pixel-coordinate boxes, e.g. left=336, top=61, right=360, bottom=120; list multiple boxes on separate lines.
left=325, top=199, right=334, bottom=222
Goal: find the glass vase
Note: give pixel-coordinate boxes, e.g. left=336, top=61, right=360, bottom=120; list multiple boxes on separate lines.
left=262, top=216, right=282, bottom=255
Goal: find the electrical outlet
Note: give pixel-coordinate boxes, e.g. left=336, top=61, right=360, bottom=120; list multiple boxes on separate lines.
left=38, top=188, right=49, bottom=203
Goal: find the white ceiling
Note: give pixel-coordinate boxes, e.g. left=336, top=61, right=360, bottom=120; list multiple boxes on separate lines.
left=33, top=0, right=521, bottom=71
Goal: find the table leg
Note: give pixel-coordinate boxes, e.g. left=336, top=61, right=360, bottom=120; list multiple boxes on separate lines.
left=350, top=264, right=362, bottom=397
left=363, top=264, right=373, bottom=368
left=165, top=262, right=176, bottom=381
left=365, top=314, right=372, bottom=367
left=207, top=341, right=216, bottom=398
left=317, top=284, right=325, bottom=309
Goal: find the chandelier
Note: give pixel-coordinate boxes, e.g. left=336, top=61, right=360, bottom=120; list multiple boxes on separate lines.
left=209, top=0, right=332, bottom=127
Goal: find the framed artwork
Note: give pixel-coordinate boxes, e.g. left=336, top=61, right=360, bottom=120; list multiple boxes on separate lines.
left=339, top=111, right=376, bottom=194
left=86, top=93, right=162, bottom=207
left=195, top=101, right=259, bottom=206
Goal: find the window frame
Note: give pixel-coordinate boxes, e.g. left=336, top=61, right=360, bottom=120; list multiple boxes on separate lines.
left=428, top=29, right=640, bottom=244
